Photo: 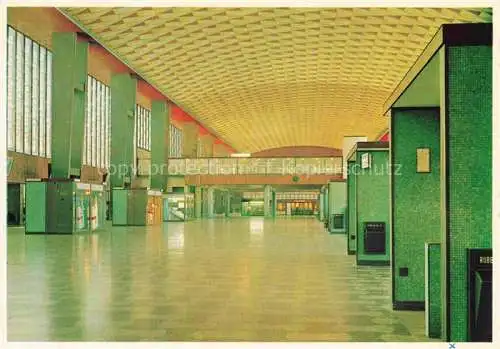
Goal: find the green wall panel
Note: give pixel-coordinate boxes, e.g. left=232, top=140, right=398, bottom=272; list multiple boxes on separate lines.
left=443, top=45, right=492, bottom=341
left=347, top=161, right=357, bottom=254
left=25, top=182, right=46, bottom=233
left=391, top=108, right=441, bottom=305
left=110, top=74, right=136, bottom=187
left=150, top=101, right=169, bottom=190
left=356, top=150, right=390, bottom=264
left=112, top=189, right=128, bottom=225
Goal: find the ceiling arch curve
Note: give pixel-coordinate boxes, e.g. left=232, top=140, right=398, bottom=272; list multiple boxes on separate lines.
left=62, top=7, right=492, bottom=152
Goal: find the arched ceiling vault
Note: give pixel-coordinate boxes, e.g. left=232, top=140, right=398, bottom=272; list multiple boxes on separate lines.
left=61, top=7, right=492, bottom=152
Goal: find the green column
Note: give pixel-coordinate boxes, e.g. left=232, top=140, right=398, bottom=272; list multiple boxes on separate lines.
left=110, top=74, right=136, bottom=187
left=150, top=100, right=169, bottom=190
left=441, top=43, right=492, bottom=342
left=263, top=185, right=272, bottom=217
left=272, top=190, right=277, bottom=218
left=225, top=190, right=231, bottom=217
left=195, top=186, right=202, bottom=218
left=207, top=187, right=214, bottom=218
left=51, top=33, right=88, bottom=178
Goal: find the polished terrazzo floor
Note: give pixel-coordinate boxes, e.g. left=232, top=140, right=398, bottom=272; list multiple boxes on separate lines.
left=7, top=217, right=432, bottom=342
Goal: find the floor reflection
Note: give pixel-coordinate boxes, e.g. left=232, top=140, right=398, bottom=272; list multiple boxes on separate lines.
left=8, top=218, right=431, bottom=341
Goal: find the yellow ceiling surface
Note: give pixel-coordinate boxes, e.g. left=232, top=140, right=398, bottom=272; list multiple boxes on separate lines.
left=62, top=7, right=492, bottom=152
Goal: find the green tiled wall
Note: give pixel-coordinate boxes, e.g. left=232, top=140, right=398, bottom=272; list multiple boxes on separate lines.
left=425, top=243, right=442, bottom=339
left=392, top=108, right=441, bottom=304
left=328, top=181, right=347, bottom=233
left=347, top=161, right=357, bottom=253
left=356, top=150, right=390, bottom=264
left=443, top=45, right=492, bottom=341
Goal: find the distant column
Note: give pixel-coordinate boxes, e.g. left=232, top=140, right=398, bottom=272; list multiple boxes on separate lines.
left=263, top=185, right=272, bottom=217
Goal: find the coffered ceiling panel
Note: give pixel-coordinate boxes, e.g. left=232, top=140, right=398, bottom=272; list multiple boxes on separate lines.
left=62, top=7, right=492, bottom=152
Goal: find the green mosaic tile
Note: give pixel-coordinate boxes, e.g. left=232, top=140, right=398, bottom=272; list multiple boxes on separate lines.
left=391, top=108, right=441, bottom=303
left=445, top=45, right=492, bottom=341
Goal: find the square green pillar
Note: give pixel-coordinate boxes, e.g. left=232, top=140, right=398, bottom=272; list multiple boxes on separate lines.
left=441, top=29, right=492, bottom=341
left=150, top=100, right=169, bottom=190
left=51, top=33, right=88, bottom=178
left=110, top=74, right=136, bottom=187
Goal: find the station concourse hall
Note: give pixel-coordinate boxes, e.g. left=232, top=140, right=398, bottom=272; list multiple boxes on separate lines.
left=3, top=5, right=494, bottom=344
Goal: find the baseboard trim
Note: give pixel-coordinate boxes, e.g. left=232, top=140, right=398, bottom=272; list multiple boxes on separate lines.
left=393, top=301, right=425, bottom=311
left=357, top=260, right=390, bottom=266
left=347, top=250, right=356, bottom=255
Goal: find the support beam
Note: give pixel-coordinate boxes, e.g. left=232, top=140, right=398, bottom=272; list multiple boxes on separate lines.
left=51, top=32, right=88, bottom=178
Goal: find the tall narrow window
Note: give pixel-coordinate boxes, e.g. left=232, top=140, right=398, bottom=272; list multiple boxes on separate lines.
left=46, top=51, right=52, bottom=158
left=83, top=76, right=111, bottom=170
left=135, top=104, right=151, bottom=151
left=7, top=27, right=16, bottom=151
left=100, top=84, right=105, bottom=168
left=96, top=81, right=101, bottom=168
left=106, top=86, right=111, bottom=168
left=31, top=42, right=39, bottom=156
left=83, top=76, right=90, bottom=165
left=23, top=37, right=32, bottom=155
left=39, top=47, right=47, bottom=158
left=6, top=27, right=51, bottom=158
left=169, top=124, right=183, bottom=158
left=15, top=32, right=24, bottom=153
left=91, top=77, right=97, bottom=167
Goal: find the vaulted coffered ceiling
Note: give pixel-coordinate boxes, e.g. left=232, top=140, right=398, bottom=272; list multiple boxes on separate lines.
left=61, top=7, right=492, bottom=152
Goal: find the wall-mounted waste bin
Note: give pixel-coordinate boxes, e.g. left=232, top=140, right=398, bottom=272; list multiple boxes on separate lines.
left=467, top=248, right=492, bottom=342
